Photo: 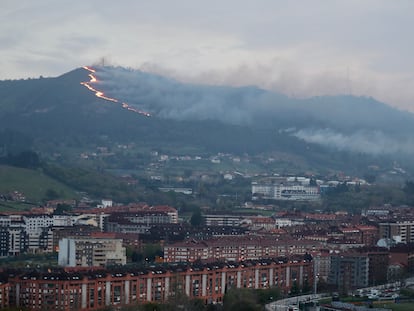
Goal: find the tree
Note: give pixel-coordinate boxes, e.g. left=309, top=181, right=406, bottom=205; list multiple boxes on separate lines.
left=302, top=278, right=311, bottom=294
left=54, top=203, right=71, bottom=214
left=45, top=188, right=59, bottom=200
left=223, top=288, right=261, bottom=311
left=142, top=243, right=163, bottom=261
left=7, top=150, right=40, bottom=168
left=256, top=287, right=281, bottom=305
left=190, top=209, right=204, bottom=227
left=290, top=280, right=300, bottom=296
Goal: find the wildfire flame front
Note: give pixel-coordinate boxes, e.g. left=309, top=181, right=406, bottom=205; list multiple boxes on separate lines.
left=81, top=66, right=151, bottom=117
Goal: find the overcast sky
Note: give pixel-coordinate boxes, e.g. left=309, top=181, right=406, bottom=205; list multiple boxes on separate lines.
left=1, top=0, right=414, bottom=111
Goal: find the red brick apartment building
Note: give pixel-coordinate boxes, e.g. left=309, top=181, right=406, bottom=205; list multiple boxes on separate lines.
left=0, top=257, right=312, bottom=310
left=164, top=236, right=319, bottom=262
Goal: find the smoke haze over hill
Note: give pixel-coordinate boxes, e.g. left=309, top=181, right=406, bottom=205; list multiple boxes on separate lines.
left=87, top=66, right=414, bottom=157
left=2, top=1, right=414, bottom=112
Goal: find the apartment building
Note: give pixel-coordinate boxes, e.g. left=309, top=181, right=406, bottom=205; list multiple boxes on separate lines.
left=58, top=236, right=126, bottom=267
left=164, top=236, right=318, bottom=263
left=203, top=213, right=246, bottom=227
left=379, top=220, right=414, bottom=244
left=3, top=257, right=313, bottom=310
left=328, top=254, right=369, bottom=290
left=23, top=215, right=54, bottom=252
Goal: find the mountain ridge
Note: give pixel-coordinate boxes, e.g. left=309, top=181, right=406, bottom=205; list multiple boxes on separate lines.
left=0, top=66, right=413, bottom=176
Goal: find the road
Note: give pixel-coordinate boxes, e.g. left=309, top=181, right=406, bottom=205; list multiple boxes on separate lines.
left=265, top=294, right=325, bottom=311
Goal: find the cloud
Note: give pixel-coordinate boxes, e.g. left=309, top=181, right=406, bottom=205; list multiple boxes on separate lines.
left=1, top=1, right=414, bottom=112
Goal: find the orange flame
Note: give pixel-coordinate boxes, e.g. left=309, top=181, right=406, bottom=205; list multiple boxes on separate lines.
left=81, top=66, right=151, bottom=117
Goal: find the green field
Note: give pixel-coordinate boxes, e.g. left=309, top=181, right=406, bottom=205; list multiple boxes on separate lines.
left=0, top=165, right=78, bottom=208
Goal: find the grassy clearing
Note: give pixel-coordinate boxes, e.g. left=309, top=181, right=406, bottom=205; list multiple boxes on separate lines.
left=0, top=165, right=78, bottom=206
left=0, top=201, right=37, bottom=211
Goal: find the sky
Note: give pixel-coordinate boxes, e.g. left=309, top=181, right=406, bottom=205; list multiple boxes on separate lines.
left=1, top=0, right=414, bottom=112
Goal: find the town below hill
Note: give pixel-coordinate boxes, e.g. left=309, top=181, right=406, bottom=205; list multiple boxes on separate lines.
left=2, top=67, right=414, bottom=310
left=0, top=190, right=414, bottom=310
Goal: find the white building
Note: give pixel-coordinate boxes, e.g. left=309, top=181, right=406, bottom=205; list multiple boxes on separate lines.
left=204, top=214, right=245, bottom=227
left=58, top=237, right=126, bottom=267
left=23, top=215, right=54, bottom=252
left=101, top=199, right=113, bottom=208
left=252, top=177, right=320, bottom=201
left=53, top=215, right=75, bottom=227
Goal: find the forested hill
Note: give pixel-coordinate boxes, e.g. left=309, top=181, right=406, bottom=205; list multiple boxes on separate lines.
left=0, top=66, right=414, bottom=175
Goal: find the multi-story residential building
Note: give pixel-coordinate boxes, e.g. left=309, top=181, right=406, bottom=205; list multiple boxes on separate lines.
left=105, top=207, right=178, bottom=234
left=142, top=224, right=249, bottom=243
left=153, top=205, right=178, bottom=224
left=164, top=236, right=319, bottom=263
left=0, top=274, right=9, bottom=310
left=348, top=247, right=389, bottom=286
left=3, top=256, right=313, bottom=310
left=23, top=215, right=54, bottom=252
left=357, top=225, right=379, bottom=246
left=39, top=227, right=54, bottom=253
left=108, top=211, right=175, bottom=227
left=312, top=249, right=331, bottom=281
left=58, top=236, right=126, bottom=267
left=0, top=215, right=11, bottom=227
left=204, top=213, right=246, bottom=227
left=379, top=220, right=414, bottom=244
left=52, top=225, right=101, bottom=253
left=328, top=248, right=389, bottom=289
left=100, top=205, right=178, bottom=224
left=106, top=219, right=150, bottom=234
left=338, top=226, right=379, bottom=246
left=7, top=221, right=28, bottom=256
left=0, top=228, right=9, bottom=257
left=248, top=216, right=276, bottom=230
left=328, top=254, right=369, bottom=291
left=389, top=243, right=414, bottom=273
left=52, top=214, right=75, bottom=227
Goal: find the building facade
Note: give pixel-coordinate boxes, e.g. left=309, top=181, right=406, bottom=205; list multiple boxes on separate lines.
left=379, top=221, right=414, bottom=244
left=2, top=257, right=313, bottom=310
left=328, top=254, right=369, bottom=291
left=252, top=178, right=320, bottom=201
left=164, top=236, right=318, bottom=263
left=58, top=237, right=126, bottom=267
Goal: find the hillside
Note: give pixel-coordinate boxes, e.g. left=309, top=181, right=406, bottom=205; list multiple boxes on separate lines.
left=0, top=66, right=413, bottom=177
left=0, top=165, right=78, bottom=209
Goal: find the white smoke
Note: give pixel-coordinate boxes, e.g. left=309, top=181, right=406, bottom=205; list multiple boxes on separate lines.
left=292, top=128, right=414, bottom=155
left=91, top=66, right=414, bottom=156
